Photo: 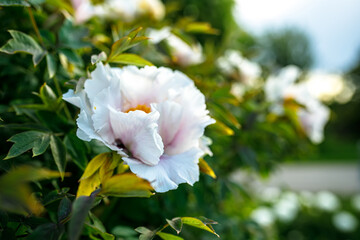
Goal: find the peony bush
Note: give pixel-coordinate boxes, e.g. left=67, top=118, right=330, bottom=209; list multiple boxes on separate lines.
left=0, top=0, right=342, bottom=239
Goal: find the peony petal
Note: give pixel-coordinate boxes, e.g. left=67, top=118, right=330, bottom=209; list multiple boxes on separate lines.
left=62, top=89, right=81, bottom=108
left=84, top=62, right=115, bottom=106
left=109, top=108, right=163, bottom=166
left=124, top=148, right=202, bottom=192
left=151, top=101, right=183, bottom=147
left=164, top=86, right=215, bottom=155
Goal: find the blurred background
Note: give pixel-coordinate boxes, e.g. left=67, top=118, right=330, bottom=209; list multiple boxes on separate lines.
left=231, top=0, right=360, bottom=238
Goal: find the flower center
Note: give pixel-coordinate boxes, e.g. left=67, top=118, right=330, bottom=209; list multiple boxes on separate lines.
left=125, top=104, right=151, bottom=113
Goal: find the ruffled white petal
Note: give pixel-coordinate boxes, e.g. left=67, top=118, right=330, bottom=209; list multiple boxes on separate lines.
left=163, top=86, right=215, bottom=155
left=84, top=62, right=115, bottom=106
left=124, top=148, right=202, bottom=192
left=109, top=108, right=164, bottom=166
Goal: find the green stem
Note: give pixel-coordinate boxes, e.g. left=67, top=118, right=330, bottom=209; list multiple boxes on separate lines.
left=27, top=7, right=44, bottom=46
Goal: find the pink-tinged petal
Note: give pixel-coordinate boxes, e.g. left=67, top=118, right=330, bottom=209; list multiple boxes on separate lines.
left=124, top=148, right=202, bottom=192
left=109, top=108, right=163, bottom=166
left=118, top=66, right=193, bottom=110
left=164, top=86, right=215, bottom=155
left=151, top=101, right=183, bottom=146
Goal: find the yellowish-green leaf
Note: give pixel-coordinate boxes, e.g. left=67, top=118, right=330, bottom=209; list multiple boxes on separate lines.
left=0, top=166, right=66, bottom=216
left=185, top=22, right=219, bottom=35
left=117, top=163, right=129, bottom=174
left=212, top=120, right=234, bottom=136
left=157, top=232, right=184, bottom=240
left=100, top=173, right=153, bottom=198
left=108, top=53, right=153, bottom=67
left=107, top=27, right=149, bottom=61
left=80, top=152, right=112, bottom=180
left=76, top=171, right=101, bottom=198
left=199, top=158, right=216, bottom=179
left=181, top=217, right=219, bottom=237
left=99, top=153, right=121, bottom=182
left=0, top=166, right=66, bottom=184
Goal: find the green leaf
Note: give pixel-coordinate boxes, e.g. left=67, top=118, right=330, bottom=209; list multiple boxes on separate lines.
left=46, top=53, right=57, bottom=78
left=107, top=27, right=149, bottom=61
left=135, top=227, right=156, bottom=240
left=57, top=196, right=72, bottom=224
left=111, top=225, right=137, bottom=237
left=108, top=53, right=153, bottom=67
left=181, top=217, right=219, bottom=237
left=50, top=135, right=66, bottom=180
left=43, top=188, right=69, bottom=206
left=157, top=232, right=184, bottom=240
left=28, top=223, right=62, bottom=240
left=0, top=0, right=30, bottom=7
left=32, top=133, right=51, bottom=156
left=59, top=49, right=84, bottom=67
left=59, top=19, right=89, bottom=49
left=100, top=173, right=153, bottom=198
left=68, top=191, right=99, bottom=240
left=84, top=224, right=115, bottom=240
left=39, top=83, right=58, bottom=107
left=88, top=211, right=106, bottom=232
left=166, top=217, right=182, bottom=234
left=64, top=133, right=88, bottom=170
left=0, top=30, right=46, bottom=66
left=4, top=131, right=50, bottom=159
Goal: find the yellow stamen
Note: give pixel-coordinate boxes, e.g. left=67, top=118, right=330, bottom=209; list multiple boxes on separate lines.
left=125, top=104, right=151, bottom=113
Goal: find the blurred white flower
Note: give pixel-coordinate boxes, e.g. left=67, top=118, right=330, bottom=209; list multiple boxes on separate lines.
left=251, top=207, right=275, bottom=226
left=299, top=191, right=315, bottom=207
left=273, top=192, right=299, bottom=222
left=148, top=27, right=204, bottom=67
left=332, top=211, right=358, bottom=232
left=217, top=50, right=261, bottom=86
left=264, top=65, right=330, bottom=143
left=217, top=50, right=261, bottom=99
left=259, top=187, right=281, bottom=203
left=63, top=63, right=214, bottom=192
left=315, top=191, right=340, bottom=212
left=71, top=0, right=165, bottom=23
left=351, top=194, right=360, bottom=211
left=304, top=72, right=355, bottom=104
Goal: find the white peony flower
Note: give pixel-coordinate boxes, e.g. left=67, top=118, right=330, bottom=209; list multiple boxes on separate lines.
left=264, top=65, right=330, bottom=144
left=217, top=50, right=261, bottom=86
left=71, top=0, right=165, bottom=24
left=148, top=27, right=204, bottom=67
left=63, top=63, right=215, bottom=192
